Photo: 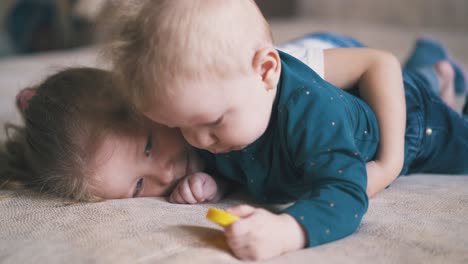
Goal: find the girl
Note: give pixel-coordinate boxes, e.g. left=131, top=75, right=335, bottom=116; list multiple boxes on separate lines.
left=0, top=67, right=216, bottom=202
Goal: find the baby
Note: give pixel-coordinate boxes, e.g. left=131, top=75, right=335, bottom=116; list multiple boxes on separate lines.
left=112, top=0, right=468, bottom=260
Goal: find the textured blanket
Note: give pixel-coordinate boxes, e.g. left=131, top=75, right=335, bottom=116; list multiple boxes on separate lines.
left=0, top=19, right=467, bottom=263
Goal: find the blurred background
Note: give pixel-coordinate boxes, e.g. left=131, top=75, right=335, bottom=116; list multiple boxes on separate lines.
left=0, top=0, right=467, bottom=133
left=0, top=0, right=466, bottom=58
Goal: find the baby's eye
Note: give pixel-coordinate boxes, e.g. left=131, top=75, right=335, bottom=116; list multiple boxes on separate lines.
left=133, top=178, right=144, bottom=198
left=145, top=134, right=153, bottom=156
left=211, top=116, right=224, bottom=126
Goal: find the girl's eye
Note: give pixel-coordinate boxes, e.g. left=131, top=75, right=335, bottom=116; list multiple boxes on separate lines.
left=145, top=134, right=153, bottom=156
left=133, top=178, right=144, bottom=198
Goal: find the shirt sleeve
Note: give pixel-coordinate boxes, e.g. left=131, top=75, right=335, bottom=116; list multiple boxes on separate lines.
left=280, top=86, right=368, bottom=247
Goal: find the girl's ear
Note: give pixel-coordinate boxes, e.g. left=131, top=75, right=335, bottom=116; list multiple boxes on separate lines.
left=16, top=87, right=37, bottom=114
left=252, top=47, right=281, bottom=91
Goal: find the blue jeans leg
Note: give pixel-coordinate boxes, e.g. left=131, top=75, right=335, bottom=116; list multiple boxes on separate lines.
left=405, top=68, right=468, bottom=174
left=405, top=37, right=466, bottom=96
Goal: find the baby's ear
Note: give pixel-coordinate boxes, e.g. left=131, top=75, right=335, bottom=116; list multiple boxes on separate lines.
left=16, top=87, right=37, bottom=114
left=252, top=47, right=281, bottom=91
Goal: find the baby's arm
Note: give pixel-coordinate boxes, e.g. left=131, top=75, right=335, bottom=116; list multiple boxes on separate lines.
left=168, top=172, right=229, bottom=204
left=324, top=48, right=406, bottom=197
left=222, top=151, right=367, bottom=260
left=221, top=84, right=372, bottom=260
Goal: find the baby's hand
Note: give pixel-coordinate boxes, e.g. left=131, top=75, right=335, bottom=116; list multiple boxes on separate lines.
left=168, top=172, right=218, bottom=204
left=224, top=205, right=306, bottom=261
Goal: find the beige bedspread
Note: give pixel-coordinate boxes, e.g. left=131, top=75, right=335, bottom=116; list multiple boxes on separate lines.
left=1, top=19, right=467, bottom=263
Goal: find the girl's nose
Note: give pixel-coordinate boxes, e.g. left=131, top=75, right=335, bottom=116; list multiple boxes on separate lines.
left=151, top=159, right=174, bottom=185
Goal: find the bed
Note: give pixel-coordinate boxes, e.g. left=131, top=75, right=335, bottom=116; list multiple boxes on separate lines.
left=1, top=18, right=467, bottom=264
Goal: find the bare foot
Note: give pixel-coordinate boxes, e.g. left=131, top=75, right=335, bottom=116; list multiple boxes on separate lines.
left=434, top=61, right=457, bottom=110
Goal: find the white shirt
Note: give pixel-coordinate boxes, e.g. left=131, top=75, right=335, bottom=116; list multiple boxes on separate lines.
left=277, top=38, right=336, bottom=79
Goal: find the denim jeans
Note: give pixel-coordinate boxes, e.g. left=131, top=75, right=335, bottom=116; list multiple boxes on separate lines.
left=402, top=69, right=468, bottom=174
left=284, top=32, right=468, bottom=175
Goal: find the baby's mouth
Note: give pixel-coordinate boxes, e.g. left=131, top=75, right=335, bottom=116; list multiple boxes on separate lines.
left=185, top=152, right=191, bottom=175
left=232, top=145, right=247, bottom=151
left=215, top=146, right=246, bottom=154
left=215, top=149, right=230, bottom=154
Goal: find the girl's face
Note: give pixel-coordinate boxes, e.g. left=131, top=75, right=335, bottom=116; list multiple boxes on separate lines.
left=90, top=123, right=204, bottom=199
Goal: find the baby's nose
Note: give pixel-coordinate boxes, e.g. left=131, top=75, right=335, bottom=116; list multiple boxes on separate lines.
left=184, top=129, right=217, bottom=149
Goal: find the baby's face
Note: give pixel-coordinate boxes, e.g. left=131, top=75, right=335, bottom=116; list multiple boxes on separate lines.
left=90, top=123, right=204, bottom=199
left=146, top=74, right=275, bottom=154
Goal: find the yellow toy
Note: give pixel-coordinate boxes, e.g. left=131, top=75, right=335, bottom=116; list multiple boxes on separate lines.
left=206, top=208, right=239, bottom=227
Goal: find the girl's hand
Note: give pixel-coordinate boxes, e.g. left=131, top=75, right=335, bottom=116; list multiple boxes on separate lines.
left=224, top=205, right=307, bottom=261
left=168, top=172, right=218, bottom=204
left=366, top=159, right=399, bottom=198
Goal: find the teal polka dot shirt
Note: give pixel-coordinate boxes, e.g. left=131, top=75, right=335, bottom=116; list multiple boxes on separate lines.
left=197, top=51, right=380, bottom=247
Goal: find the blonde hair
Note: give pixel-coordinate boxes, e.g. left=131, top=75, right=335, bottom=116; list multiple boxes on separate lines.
left=0, top=68, right=142, bottom=202
left=111, top=0, right=273, bottom=111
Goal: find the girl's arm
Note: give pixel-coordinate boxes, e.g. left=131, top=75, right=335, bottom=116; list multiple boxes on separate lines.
left=324, top=48, right=406, bottom=197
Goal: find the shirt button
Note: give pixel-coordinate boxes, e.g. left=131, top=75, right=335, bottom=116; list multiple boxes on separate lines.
left=426, top=128, right=433, bottom=136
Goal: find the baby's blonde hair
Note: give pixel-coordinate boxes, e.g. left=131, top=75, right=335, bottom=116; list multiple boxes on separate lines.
left=111, top=0, right=273, bottom=111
